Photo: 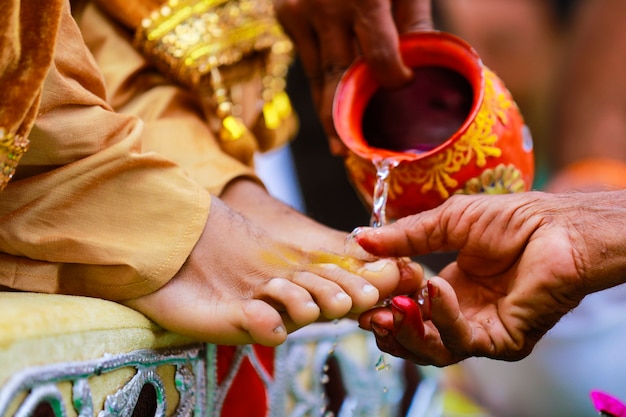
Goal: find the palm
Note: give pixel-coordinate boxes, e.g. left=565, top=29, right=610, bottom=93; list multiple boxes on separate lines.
left=421, top=220, right=581, bottom=363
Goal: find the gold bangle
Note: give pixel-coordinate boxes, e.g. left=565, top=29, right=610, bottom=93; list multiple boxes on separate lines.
left=0, top=128, right=29, bottom=191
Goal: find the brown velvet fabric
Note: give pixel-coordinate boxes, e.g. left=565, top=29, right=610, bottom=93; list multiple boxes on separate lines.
left=0, top=0, right=64, bottom=137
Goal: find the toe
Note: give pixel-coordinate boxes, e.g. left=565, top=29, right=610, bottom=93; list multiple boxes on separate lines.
left=291, top=270, right=355, bottom=319
left=260, top=277, right=321, bottom=327
left=242, top=299, right=289, bottom=346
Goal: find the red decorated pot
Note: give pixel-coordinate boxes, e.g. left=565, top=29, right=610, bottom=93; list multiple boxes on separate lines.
left=333, top=31, right=534, bottom=220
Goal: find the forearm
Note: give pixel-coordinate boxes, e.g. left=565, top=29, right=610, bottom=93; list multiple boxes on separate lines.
left=561, top=190, right=626, bottom=295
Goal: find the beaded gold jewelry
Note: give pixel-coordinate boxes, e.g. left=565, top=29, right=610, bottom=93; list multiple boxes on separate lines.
left=134, top=0, right=297, bottom=155
left=0, top=128, right=29, bottom=191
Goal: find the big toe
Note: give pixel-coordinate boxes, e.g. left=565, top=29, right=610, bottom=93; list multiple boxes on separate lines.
left=359, top=259, right=401, bottom=299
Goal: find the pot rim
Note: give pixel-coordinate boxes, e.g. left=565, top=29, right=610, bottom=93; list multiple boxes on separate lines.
left=332, top=30, right=486, bottom=163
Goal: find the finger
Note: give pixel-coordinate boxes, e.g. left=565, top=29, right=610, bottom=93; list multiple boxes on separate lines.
left=290, top=32, right=322, bottom=98
left=358, top=306, right=390, bottom=331
left=317, top=57, right=350, bottom=149
left=344, top=227, right=380, bottom=261
left=312, top=8, right=357, bottom=79
left=390, top=295, right=425, bottom=338
left=393, top=320, right=463, bottom=366
left=311, top=13, right=357, bottom=141
left=393, top=0, right=434, bottom=33
left=364, top=308, right=446, bottom=365
left=386, top=298, right=464, bottom=366
left=426, top=276, right=480, bottom=356
left=353, top=214, right=437, bottom=258
left=354, top=196, right=472, bottom=258
left=360, top=287, right=468, bottom=366
left=360, top=308, right=409, bottom=356
left=274, top=0, right=324, bottom=105
left=352, top=0, right=412, bottom=88
left=328, top=135, right=350, bottom=156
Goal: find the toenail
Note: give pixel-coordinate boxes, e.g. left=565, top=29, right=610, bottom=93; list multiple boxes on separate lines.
left=335, top=292, right=350, bottom=301
left=362, top=284, right=376, bottom=294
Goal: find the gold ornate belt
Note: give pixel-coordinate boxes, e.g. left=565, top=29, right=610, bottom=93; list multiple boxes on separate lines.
left=134, top=0, right=297, bottom=160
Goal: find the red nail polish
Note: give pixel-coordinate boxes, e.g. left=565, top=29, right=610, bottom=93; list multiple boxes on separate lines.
left=391, top=295, right=425, bottom=339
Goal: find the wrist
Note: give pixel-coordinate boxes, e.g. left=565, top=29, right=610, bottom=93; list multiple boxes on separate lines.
left=568, top=191, right=626, bottom=294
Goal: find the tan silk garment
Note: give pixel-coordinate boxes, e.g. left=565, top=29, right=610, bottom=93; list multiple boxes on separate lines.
left=0, top=0, right=265, bottom=301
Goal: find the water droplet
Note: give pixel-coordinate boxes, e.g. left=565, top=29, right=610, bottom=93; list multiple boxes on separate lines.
left=375, top=354, right=391, bottom=371
left=417, top=286, right=429, bottom=306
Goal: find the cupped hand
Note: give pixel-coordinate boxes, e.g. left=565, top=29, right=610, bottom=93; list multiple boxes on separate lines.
left=355, top=191, right=611, bottom=365
left=274, top=0, right=433, bottom=155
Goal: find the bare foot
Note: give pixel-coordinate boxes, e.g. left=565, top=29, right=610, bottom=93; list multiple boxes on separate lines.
left=122, top=196, right=411, bottom=346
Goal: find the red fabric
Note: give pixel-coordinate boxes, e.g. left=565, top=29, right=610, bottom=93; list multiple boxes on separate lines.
left=218, top=345, right=275, bottom=417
